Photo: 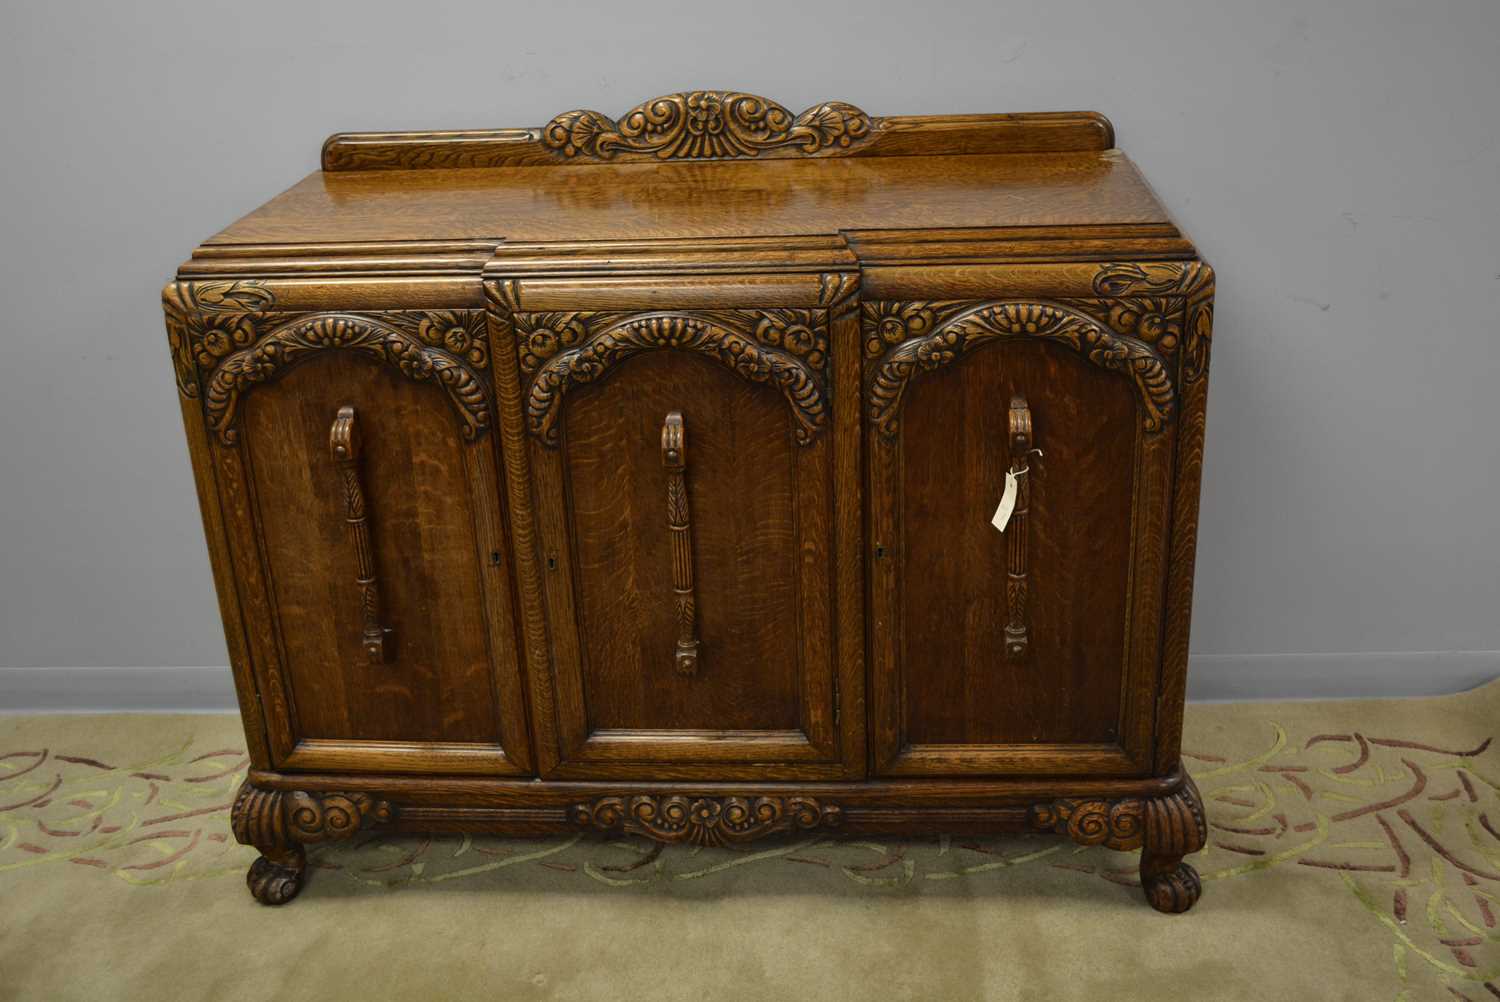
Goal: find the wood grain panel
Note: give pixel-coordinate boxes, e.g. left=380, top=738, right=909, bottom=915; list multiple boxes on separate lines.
left=898, top=341, right=1136, bottom=747
left=241, top=353, right=501, bottom=748
left=561, top=352, right=802, bottom=732
left=206, top=152, right=1168, bottom=247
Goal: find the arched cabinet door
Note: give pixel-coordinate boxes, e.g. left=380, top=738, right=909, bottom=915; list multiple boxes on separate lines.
left=492, top=295, right=865, bottom=781
left=865, top=298, right=1182, bottom=777
left=184, top=307, right=533, bottom=776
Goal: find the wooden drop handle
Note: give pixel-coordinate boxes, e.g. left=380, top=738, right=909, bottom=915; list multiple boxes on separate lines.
left=662, top=411, right=700, bottom=676
left=1004, top=395, right=1033, bottom=662
left=330, top=406, right=393, bottom=664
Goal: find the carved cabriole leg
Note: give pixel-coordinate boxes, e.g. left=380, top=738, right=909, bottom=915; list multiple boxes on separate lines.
left=1139, top=774, right=1207, bottom=914
left=1028, top=773, right=1206, bottom=913
left=230, top=781, right=394, bottom=905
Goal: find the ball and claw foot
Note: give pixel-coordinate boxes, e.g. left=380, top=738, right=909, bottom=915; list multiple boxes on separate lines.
left=246, top=846, right=306, bottom=906
left=1141, top=853, right=1202, bottom=914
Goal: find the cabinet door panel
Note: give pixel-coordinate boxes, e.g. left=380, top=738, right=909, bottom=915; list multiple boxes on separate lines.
left=869, top=302, right=1175, bottom=777
left=212, top=337, right=532, bottom=776
left=898, top=342, right=1135, bottom=746
left=564, top=356, right=804, bottom=732
left=505, top=305, right=861, bottom=781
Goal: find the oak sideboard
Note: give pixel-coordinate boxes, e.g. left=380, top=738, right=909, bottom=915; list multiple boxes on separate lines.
left=163, top=91, right=1215, bottom=912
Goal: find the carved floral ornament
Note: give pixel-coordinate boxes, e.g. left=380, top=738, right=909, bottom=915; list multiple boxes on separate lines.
left=1091, top=261, right=1215, bottom=384
left=542, top=91, right=873, bottom=162
left=163, top=286, right=493, bottom=446
left=201, top=313, right=491, bottom=446
left=571, top=794, right=842, bottom=847
left=162, top=280, right=277, bottom=397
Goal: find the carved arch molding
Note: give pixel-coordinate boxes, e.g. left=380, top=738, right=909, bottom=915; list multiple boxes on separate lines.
left=166, top=262, right=1212, bottom=447
left=164, top=282, right=491, bottom=446
left=863, top=262, right=1214, bottom=437
left=513, top=309, right=833, bottom=447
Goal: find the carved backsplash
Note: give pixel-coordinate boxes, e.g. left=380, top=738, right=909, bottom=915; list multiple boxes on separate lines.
left=541, top=91, right=873, bottom=162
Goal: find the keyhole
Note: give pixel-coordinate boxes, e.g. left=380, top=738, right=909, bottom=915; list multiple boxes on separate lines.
left=489, top=551, right=502, bottom=567
left=546, top=554, right=558, bottom=571
left=874, top=543, right=887, bottom=560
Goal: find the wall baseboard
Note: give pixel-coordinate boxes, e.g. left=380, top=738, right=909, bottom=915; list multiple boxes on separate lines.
left=2, top=653, right=1498, bottom=713
left=1185, top=650, right=1500, bottom=701
left=0, top=666, right=238, bottom=713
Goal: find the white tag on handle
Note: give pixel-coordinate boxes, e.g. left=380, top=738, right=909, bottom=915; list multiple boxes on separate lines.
left=991, top=471, right=1019, bottom=533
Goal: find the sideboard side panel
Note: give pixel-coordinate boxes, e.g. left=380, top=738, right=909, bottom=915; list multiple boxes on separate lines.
left=174, top=392, right=274, bottom=769
left=1156, top=262, right=1215, bottom=773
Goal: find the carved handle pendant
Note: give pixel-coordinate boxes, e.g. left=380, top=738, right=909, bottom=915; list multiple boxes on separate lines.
left=330, top=406, right=394, bottom=664
left=662, top=412, right=700, bottom=676
left=1004, top=396, right=1034, bottom=662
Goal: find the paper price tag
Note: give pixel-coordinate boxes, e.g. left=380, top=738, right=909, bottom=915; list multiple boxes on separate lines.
left=990, top=471, right=1019, bottom=533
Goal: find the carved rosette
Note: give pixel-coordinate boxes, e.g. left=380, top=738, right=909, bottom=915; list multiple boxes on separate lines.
left=571, top=795, right=842, bottom=847
left=542, top=91, right=872, bottom=162
left=864, top=301, right=1174, bottom=437
left=522, top=312, right=829, bottom=446
left=201, top=313, right=490, bottom=445
left=1028, top=796, right=1145, bottom=850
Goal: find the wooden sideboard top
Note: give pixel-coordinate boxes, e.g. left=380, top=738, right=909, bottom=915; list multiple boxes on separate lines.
left=184, top=94, right=1193, bottom=273
left=206, top=149, right=1171, bottom=246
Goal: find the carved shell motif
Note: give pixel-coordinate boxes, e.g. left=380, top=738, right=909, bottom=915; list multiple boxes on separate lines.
left=542, top=91, right=873, bottom=161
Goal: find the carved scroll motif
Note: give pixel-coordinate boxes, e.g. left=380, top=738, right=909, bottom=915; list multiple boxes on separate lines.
left=202, top=313, right=490, bottom=445
left=329, top=406, right=393, bottom=664
left=524, top=313, right=828, bottom=447
left=571, top=795, right=842, bottom=847
left=1028, top=796, right=1146, bottom=851
left=1028, top=776, right=1208, bottom=913
left=230, top=781, right=395, bottom=905
left=864, top=301, right=1174, bottom=437
left=661, top=412, right=701, bottom=676
left=542, top=91, right=872, bottom=162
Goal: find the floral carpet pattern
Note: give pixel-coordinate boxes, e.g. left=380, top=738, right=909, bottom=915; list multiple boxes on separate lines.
left=3, top=685, right=1499, bottom=1001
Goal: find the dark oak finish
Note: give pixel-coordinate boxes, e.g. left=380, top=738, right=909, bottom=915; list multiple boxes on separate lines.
left=166, top=92, right=1216, bottom=912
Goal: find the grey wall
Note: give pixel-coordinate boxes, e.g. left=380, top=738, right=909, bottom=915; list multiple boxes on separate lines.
left=2, top=0, right=1498, bottom=707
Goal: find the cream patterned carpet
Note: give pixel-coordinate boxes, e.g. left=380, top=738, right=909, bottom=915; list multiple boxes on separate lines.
left=4, top=682, right=1500, bottom=1001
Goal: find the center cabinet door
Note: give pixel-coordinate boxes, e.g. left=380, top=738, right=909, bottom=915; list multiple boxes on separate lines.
left=498, top=291, right=865, bottom=780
